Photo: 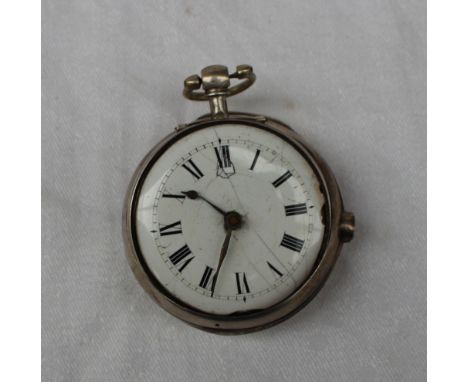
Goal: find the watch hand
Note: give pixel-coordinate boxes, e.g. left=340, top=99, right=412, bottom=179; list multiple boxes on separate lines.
left=181, top=190, right=243, bottom=296
left=210, top=210, right=243, bottom=296
left=182, top=190, right=227, bottom=216
left=210, top=228, right=233, bottom=296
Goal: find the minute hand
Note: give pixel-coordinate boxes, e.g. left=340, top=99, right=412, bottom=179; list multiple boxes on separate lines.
left=182, top=190, right=227, bottom=216
left=210, top=228, right=232, bottom=296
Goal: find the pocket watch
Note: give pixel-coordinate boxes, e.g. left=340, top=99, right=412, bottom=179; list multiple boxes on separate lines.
left=123, top=65, right=355, bottom=334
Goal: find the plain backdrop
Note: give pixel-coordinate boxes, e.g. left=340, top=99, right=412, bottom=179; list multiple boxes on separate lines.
left=42, top=1, right=426, bottom=381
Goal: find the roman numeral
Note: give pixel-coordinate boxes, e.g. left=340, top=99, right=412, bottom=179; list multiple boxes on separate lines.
left=214, top=145, right=232, bottom=168
left=169, top=245, right=194, bottom=272
left=159, top=221, right=182, bottom=236
left=182, top=159, right=204, bottom=180
left=249, top=149, right=261, bottom=170
left=199, top=266, right=214, bottom=289
left=235, top=272, right=250, bottom=294
left=280, top=233, right=304, bottom=253
left=267, top=261, right=284, bottom=277
left=162, top=193, right=186, bottom=199
left=272, top=170, right=292, bottom=188
left=284, top=203, right=308, bottom=216
left=178, top=257, right=194, bottom=272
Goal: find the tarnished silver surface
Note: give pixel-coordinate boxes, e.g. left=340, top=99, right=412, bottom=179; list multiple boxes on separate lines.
left=123, top=65, right=354, bottom=333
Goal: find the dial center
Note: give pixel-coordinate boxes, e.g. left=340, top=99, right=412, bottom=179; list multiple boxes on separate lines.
left=224, top=211, right=243, bottom=230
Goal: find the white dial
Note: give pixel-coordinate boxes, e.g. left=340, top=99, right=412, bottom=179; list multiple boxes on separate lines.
left=136, top=124, right=325, bottom=314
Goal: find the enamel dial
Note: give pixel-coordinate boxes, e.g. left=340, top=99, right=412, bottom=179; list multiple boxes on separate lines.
left=135, top=123, right=326, bottom=315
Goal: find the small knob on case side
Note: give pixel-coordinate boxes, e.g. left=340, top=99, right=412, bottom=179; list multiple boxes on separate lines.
left=339, top=212, right=355, bottom=243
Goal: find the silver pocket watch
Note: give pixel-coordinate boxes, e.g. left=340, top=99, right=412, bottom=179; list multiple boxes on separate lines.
left=123, top=65, right=355, bottom=333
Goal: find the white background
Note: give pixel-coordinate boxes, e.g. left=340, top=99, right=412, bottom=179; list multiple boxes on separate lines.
left=39, top=0, right=428, bottom=381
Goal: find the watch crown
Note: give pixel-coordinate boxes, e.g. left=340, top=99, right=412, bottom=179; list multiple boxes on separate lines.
left=339, top=212, right=355, bottom=242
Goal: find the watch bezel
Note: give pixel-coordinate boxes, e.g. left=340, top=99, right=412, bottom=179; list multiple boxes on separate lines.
left=123, top=115, right=346, bottom=334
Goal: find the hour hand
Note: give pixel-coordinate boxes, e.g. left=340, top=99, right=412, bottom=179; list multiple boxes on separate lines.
left=182, top=190, right=227, bottom=216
